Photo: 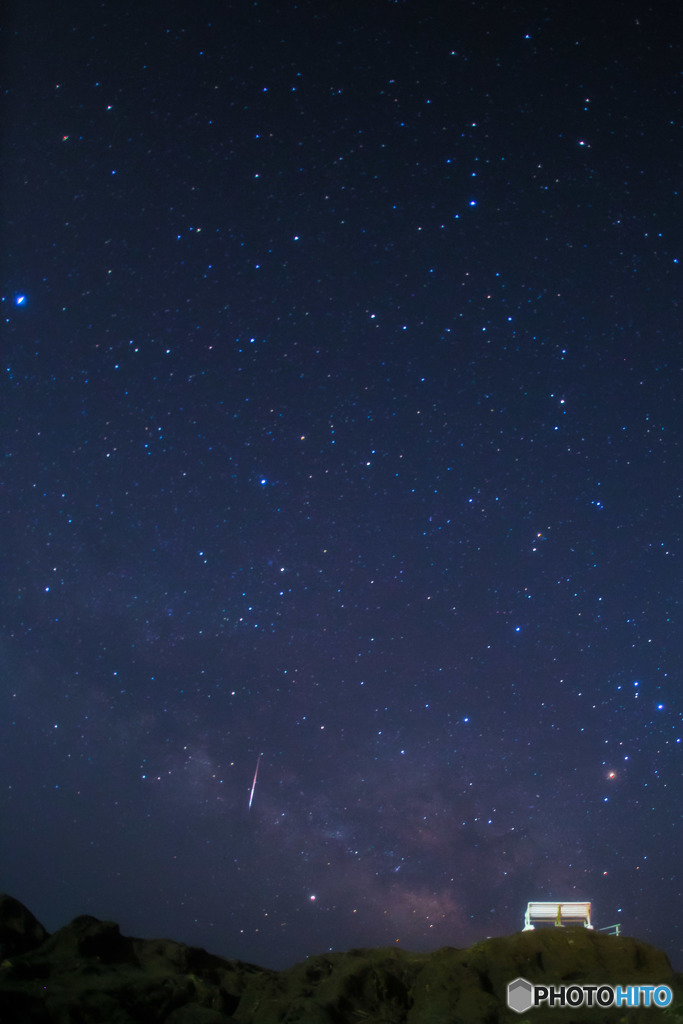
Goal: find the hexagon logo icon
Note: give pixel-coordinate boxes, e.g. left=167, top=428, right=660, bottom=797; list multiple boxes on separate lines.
left=508, top=977, right=534, bottom=1013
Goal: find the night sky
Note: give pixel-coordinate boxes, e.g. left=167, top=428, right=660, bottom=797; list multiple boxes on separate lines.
left=2, top=1, right=682, bottom=971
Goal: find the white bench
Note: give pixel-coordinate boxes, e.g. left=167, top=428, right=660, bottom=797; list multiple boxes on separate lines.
left=523, top=901, right=593, bottom=930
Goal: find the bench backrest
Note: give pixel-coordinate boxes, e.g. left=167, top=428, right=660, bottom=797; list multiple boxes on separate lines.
left=523, top=901, right=592, bottom=930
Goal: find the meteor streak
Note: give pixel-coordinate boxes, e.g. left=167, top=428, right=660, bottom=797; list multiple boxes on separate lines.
left=248, top=754, right=261, bottom=809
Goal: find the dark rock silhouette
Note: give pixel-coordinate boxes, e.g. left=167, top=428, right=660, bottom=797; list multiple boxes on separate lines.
left=0, top=894, right=680, bottom=1022
left=0, top=894, right=49, bottom=959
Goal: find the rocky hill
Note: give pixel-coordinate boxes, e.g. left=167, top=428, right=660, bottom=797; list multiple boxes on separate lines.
left=0, top=893, right=680, bottom=1023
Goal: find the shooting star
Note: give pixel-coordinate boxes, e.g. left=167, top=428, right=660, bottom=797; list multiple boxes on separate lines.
left=248, top=754, right=261, bottom=809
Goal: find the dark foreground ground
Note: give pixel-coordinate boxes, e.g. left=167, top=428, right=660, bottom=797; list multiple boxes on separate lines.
left=0, top=894, right=681, bottom=1023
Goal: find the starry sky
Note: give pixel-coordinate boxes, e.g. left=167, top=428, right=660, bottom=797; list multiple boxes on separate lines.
left=2, top=0, right=682, bottom=971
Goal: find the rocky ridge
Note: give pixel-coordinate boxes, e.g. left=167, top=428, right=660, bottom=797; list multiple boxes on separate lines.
left=0, top=893, right=681, bottom=1023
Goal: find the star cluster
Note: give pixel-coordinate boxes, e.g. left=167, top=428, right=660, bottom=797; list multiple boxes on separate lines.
left=2, top=0, right=681, bottom=969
